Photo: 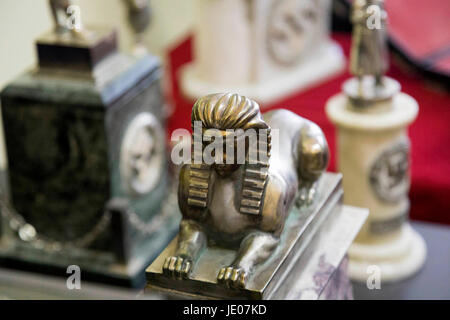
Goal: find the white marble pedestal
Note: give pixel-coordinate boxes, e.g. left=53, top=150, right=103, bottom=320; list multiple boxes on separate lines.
left=326, top=89, right=426, bottom=283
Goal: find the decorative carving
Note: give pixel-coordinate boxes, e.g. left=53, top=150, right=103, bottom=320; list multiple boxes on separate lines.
left=267, top=0, right=321, bottom=66
left=369, top=140, right=410, bottom=203
left=120, top=112, right=164, bottom=196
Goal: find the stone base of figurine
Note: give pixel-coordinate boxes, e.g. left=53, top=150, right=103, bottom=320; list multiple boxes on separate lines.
left=180, top=41, right=344, bottom=105
left=348, top=224, right=426, bottom=283
left=145, top=173, right=368, bottom=299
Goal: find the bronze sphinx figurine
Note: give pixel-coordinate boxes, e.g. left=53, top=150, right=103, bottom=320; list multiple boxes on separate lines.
left=163, top=93, right=329, bottom=289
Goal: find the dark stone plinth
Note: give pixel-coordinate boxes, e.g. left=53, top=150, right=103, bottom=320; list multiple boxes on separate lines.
left=36, top=28, right=117, bottom=71
left=0, top=35, right=179, bottom=287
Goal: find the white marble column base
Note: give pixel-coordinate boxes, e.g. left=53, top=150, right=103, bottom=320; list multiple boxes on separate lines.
left=348, top=224, right=426, bottom=283
left=180, top=41, right=344, bottom=105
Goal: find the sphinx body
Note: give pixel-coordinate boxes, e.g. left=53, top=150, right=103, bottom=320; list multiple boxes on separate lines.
left=164, top=93, right=328, bottom=288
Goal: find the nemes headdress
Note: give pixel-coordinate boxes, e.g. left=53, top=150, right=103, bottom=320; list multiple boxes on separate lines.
left=188, top=93, right=271, bottom=216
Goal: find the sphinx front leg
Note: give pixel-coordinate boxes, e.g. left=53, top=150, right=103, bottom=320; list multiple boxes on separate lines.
left=217, top=232, right=279, bottom=289
left=297, top=122, right=329, bottom=206
left=163, top=219, right=206, bottom=279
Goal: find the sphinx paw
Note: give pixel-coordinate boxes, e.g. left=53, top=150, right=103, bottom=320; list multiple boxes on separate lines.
left=163, top=256, right=192, bottom=279
left=217, top=266, right=248, bottom=289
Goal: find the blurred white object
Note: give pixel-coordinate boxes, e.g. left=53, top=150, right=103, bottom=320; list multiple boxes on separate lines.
left=326, top=91, right=426, bottom=282
left=181, top=0, right=345, bottom=105
left=326, top=0, right=426, bottom=283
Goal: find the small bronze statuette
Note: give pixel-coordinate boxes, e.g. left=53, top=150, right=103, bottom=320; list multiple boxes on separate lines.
left=163, top=93, right=329, bottom=288
left=345, top=0, right=399, bottom=109
left=123, top=0, right=152, bottom=55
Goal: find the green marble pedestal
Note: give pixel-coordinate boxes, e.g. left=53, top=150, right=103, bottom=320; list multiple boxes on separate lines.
left=0, top=27, right=179, bottom=287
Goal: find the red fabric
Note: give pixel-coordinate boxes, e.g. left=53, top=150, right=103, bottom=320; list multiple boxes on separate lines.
left=165, top=33, right=450, bottom=226
left=385, top=0, right=450, bottom=76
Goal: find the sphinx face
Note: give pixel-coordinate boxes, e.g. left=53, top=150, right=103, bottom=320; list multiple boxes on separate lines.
left=214, top=163, right=241, bottom=177
left=213, top=141, right=243, bottom=177
left=201, top=129, right=247, bottom=177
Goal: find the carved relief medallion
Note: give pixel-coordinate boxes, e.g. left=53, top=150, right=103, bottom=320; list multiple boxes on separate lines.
left=267, top=0, right=320, bottom=65
left=120, top=112, right=164, bottom=196
left=369, top=139, right=410, bottom=203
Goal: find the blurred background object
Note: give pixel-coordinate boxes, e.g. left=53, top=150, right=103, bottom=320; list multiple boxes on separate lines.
left=0, top=0, right=179, bottom=288
left=332, top=0, right=450, bottom=87
left=326, top=0, right=426, bottom=283
left=179, top=0, right=345, bottom=104
left=123, top=0, right=152, bottom=56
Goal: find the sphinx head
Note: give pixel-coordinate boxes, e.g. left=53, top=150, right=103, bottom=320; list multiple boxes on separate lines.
left=191, top=93, right=270, bottom=177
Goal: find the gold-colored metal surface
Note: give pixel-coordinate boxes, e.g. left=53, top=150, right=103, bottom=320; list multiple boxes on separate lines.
left=154, top=93, right=329, bottom=291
